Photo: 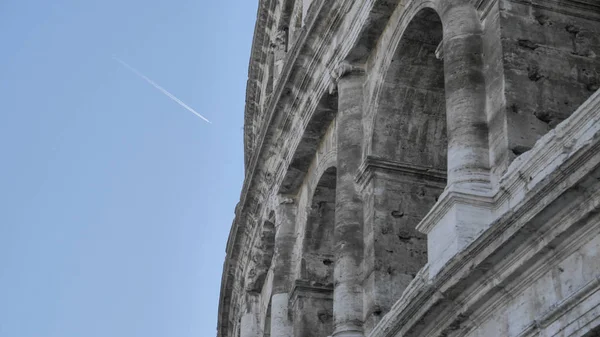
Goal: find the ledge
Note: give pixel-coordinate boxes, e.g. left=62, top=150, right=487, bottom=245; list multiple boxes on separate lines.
left=506, top=0, right=600, bottom=21
left=355, top=155, right=447, bottom=190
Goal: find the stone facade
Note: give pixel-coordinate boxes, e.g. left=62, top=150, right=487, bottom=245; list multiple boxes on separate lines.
left=218, top=0, right=600, bottom=336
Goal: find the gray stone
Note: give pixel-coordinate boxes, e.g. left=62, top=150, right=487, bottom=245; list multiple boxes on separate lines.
left=218, top=1, right=600, bottom=337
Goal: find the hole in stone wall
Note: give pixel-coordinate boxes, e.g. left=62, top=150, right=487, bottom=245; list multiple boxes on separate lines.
left=511, top=145, right=531, bottom=156
left=391, top=210, right=404, bottom=218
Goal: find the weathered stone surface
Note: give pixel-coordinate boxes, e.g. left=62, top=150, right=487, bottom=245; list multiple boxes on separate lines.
left=218, top=0, right=600, bottom=336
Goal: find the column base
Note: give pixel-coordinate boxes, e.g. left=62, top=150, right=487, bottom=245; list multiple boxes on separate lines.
left=416, top=185, right=494, bottom=278
left=270, top=293, right=292, bottom=337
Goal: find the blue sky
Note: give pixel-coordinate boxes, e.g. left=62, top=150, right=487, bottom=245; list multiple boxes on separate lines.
left=0, top=1, right=256, bottom=336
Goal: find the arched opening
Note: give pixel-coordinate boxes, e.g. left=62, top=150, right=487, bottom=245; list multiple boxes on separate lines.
left=292, top=167, right=336, bottom=337
left=363, top=8, right=447, bottom=332
left=372, top=8, right=447, bottom=168
left=302, top=167, right=336, bottom=286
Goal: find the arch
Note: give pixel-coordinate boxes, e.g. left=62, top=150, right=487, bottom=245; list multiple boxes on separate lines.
left=370, top=7, right=447, bottom=172
left=360, top=6, right=450, bottom=332
left=280, top=92, right=337, bottom=194
left=292, top=166, right=336, bottom=337
left=364, top=0, right=490, bottom=189
left=302, top=166, right=336, bottom=286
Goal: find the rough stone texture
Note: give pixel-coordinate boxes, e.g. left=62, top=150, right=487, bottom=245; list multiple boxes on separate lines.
left=486, top=0, right=600, bottom=182
left=218, top=1, right=600, bottom=337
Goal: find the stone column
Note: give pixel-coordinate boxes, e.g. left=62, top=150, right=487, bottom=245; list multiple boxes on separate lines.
left=270, top=197, right=296, bottom=337
left=241, top=294, right=261, bottom=337
left=441, top=2, right=491, bottom=191
left=331, top=62, right=365, bottom=337
left=416, top=3, right=495, bottom=278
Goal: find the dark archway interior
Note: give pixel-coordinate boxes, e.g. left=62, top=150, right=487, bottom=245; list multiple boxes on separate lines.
left=293, top=166, right=336, bottom=337
left=363, top=8, right=447, bottom=333
left=373, top=8, right=447, bottom=170
left=302, top=166, right=336, bottom=287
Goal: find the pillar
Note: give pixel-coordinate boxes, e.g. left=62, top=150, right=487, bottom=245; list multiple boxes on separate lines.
left=332, top=62, right=365, bottom=337
left=241, top=294, right=261, bottom=337
left=441, top=2, right=491, bottom=191
left=416, top=3, right=495, bottom=277
left=270, top=197, right=296, bottom=337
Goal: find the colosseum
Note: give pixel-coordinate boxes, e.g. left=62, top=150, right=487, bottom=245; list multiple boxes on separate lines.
left=217, top=0, right=600, bottom=336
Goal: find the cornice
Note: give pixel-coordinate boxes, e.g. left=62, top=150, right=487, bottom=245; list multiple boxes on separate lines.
left=290, top=280, right=334, bottom=300
left=506, top=0, right=600, bottom=21
left=243, top=0, right=275, bottom=169
left=355, top=155, right=447, bottom=191
left=514, top=276, right=600, bottom=337
left=371, top=147, right=600, bottom=337
left=415, top=187, right=494, bottom=234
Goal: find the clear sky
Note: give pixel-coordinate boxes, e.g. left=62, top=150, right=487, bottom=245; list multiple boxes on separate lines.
left=0, top=1, right=257, bottom=336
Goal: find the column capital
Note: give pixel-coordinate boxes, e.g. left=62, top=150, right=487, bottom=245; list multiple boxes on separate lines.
left=274, top=28, right=288, bottom=52
left=274, top=195, right=296, bottom=222
left=277, top=195, right=296, bottom=205
left=328, top=61, right=365, bottom=94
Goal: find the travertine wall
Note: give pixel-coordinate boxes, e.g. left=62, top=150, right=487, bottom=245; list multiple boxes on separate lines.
left=485, top=0, right=600, bottom=183
left=218, top=1, right=600, bottom=337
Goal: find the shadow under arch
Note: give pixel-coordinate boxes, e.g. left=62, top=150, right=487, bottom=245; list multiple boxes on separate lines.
left=361, top=7, right=448, bottom=333
left=371, top=7, right=447, bottom=169
left=292, top=166, right=336, bottom=337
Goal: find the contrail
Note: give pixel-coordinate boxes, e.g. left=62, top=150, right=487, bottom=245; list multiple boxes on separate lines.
left=112, top=56, right=211, bottom=124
